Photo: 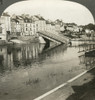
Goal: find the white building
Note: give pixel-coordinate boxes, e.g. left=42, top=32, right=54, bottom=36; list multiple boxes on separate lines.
left=16, top=16, right=24, bottom=36
left=34, top=15, right=46, bottom=31
left=46, top=20, right=52, bottom=31
left=0, top=13, right=11, bottom=40
left=85, top=29, right=91, bottom=33
left=66, top=23, right=80, bottom=33
left=50, top=22, right=56, bottom=32
left=66, top=25, right=74, bottom=32
left=11, top=16, right=25, bottom=36
left=23, top=17, right=37, bottom=36
left=60, top=26, right=65, bottom=32
left=54, top=19, right=65, bottom=33
left=11, top=19, right=16, bottom=34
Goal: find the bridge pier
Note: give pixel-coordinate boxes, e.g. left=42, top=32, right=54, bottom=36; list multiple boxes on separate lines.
left=39, top=36, right=57, bottom=49
left=43, top=37, right=50, bottom=48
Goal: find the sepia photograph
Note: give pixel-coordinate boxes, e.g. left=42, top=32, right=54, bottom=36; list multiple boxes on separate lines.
left=0, top=0, right=95, bottom=100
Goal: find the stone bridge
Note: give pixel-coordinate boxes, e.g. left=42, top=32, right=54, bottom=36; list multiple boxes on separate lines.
left=38, top=31, right=69, bottom=45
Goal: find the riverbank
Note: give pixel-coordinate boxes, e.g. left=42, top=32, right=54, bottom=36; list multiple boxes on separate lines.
left=0, top=40, right=13, bottom=46
left=0, top=36, right=39, bottom=45
left=0, top=42, right=94, bottom=100
left=17, top=36, right=39, bottom=43
left=40, top=66, right=95, bottom=100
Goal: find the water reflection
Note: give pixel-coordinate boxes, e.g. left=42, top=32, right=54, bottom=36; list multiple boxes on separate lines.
left=0, top=46, right=8, bottom=73
left=0, top=42, right=95, bottom=100
left=39, top=44, right=67, bottom=62
left=79, top=43, right=95, bottom=69
left=0, top=43, right=68, bottom=73
left=0, top=44, right=45, bottom=73
left=79, top=55, right=95, bottom=69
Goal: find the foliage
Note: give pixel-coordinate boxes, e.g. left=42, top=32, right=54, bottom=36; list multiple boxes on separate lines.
left=83, top=23, right=95, bottom=31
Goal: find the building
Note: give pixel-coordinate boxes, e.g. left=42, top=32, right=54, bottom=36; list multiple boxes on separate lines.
left=66, top=25, right=74, bottom=32
left=0, top=13, right=11, bottom=41
left=46, top=20, right=52, bottom=31
left=11, top=16, right=24, bottom=36
left=34, top=15, right=46, bottom=31
left=11, top=14, right=47, bottom=36
left=11, top=19, right=19, bottom=36
left=55, top=19, right=63, bottom=32
left=16, top=16, right=24, bottom=36
left=66, top=23, right=80, bottom=33
left=51, top=22, right=56, bottom=32
left=23, top=17, right=37, bottom=36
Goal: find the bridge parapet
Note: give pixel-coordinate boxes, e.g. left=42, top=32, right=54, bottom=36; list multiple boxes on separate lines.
left=38, top=31, right=69, bottom=44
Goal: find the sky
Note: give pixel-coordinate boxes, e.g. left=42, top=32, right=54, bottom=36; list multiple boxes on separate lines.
left=4, top=0, right=95, bottom=25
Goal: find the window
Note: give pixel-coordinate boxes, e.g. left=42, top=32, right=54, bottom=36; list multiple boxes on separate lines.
left=0, top=49, right=2, bottom=51
left=30, top=28, right=32, bottom=31
left=33, top=25, right=35, bottom=28
left=0, top=27, right=2, bottom=33
left=26, top=28, right=28, bottom=31
left=36, top=24, right=38, bottom=27
left=26, top=20, right=27, bottom=22
left=17, top=22, right=19, bottom=24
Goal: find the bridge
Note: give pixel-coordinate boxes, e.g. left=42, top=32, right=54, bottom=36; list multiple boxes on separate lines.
left=37, top=31, right=69, bottom=45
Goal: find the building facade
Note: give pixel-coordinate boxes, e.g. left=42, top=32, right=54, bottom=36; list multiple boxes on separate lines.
left=0, top=13, right=11, bottom=40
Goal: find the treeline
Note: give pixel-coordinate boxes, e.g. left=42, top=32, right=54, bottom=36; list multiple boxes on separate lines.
left=83, top=23, right=95, bottom=31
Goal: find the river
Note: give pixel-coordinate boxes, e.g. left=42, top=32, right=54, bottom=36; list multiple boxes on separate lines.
left=0, top=42, right=95, bottom=100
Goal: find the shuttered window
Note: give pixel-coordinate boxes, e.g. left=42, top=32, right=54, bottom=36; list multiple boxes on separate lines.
left=0, top=27, right=2, bottom=33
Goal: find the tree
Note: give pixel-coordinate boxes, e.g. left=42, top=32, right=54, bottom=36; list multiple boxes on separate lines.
left=83, top=23, right=95, bottom=31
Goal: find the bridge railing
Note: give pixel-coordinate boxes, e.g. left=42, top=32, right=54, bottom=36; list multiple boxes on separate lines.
left=47, top=31, right=69, bottom=41
left=38, top=31, right=69, bottom=43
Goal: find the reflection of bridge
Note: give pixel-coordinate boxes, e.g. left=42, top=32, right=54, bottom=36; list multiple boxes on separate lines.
left=38, top=44, right=67, bottom=62
left=38, top=31, right=69, bottom=44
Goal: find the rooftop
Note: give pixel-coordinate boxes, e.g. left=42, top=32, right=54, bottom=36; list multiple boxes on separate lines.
left=2, top=13, right=10, bottom=17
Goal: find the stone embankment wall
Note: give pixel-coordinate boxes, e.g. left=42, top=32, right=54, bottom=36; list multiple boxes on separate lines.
left=18, top=36, right=39, bottom=42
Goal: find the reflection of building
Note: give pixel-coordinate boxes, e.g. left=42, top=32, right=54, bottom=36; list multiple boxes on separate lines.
left=12, top=44, right=44, bottom=66
left=0, top=46, right=8, bottom=68
left=0, top=46, right=13, bottom=72
left=0, top=44, right=44, bottom=73
left=0, top=13, right=11, bottom=40
left=79, top=48, right=95, bottom=70
left=21, top=44, right=39, bottom=60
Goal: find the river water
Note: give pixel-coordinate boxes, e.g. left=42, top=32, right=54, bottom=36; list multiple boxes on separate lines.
left=0, top=42, right=95, bottom=100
